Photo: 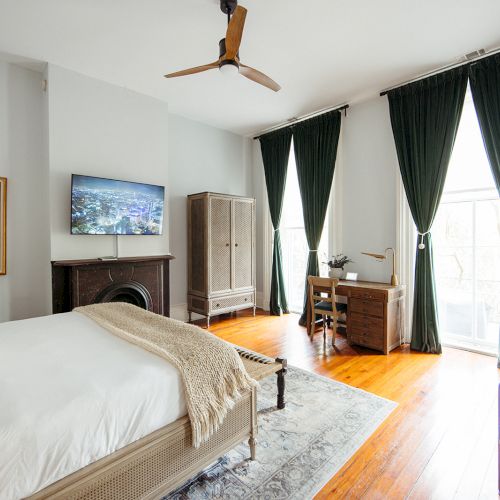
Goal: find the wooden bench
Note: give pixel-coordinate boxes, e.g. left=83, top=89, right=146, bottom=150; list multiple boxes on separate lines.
left=235, top=346, right=287, bottom=409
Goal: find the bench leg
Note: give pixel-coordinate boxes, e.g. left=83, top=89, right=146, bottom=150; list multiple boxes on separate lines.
left=275, top=358, right=288, bottom=410
left=248, top=436, right=257, bottom=460
left=249, top=387, right=258, bottom=460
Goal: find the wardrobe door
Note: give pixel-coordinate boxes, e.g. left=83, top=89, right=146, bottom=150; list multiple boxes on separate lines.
left=232, top=199, right=254, bottom=291
left=188, top=196, right=207, bottom=296
left=209, top=196, right=232, bottom=295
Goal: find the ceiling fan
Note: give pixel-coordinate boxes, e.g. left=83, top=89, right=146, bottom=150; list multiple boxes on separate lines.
left=164, top=0, right=281, bottom=92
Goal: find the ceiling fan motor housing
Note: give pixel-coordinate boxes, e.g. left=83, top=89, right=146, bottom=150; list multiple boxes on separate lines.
left=219, top=38, right=239, bottom=66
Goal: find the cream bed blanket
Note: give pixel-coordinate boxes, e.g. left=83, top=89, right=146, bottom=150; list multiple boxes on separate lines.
left=75, top=303, right=257, bottom=448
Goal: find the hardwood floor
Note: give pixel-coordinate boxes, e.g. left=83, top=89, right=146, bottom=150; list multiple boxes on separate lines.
left=202, top=309, right=499, bottom=499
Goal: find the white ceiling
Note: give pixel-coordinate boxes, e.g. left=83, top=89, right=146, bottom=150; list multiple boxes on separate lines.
left=0, top=0, right=499, bottom=136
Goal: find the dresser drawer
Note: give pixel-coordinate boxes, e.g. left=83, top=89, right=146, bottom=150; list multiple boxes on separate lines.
left=209, top=293, right=254, bottom=314
left=350, top=298, right=384, bottom=318
left=350, top=288, right=386, bottom=301
left=351, top=312, right=384, bottom=331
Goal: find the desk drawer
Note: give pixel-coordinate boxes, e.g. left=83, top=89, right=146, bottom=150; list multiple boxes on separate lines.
left=351, top=312, right=384, bottom=331
left=350, top=298, right=384, bottom=318
left=350, top=332, right=384, bottom=350
left=350, top=288, right=386, bottom=301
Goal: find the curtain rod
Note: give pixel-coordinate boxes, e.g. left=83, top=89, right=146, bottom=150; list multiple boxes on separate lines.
left=253, top=103, right=349, bottom=140
left=379, top=46, right=500, bottom=96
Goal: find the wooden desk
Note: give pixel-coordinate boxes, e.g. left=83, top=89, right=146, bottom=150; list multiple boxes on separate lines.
left=306, top=280, right=406, bottom=354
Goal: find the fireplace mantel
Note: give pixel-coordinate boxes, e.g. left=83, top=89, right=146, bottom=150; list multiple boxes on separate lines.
left=51, top=255, right=174, bottom=316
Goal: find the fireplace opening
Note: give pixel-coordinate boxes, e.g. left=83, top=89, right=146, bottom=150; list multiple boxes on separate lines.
left=94, top=281, right=152, bottom=311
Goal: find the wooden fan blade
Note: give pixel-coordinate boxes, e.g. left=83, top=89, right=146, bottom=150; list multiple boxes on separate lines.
left=225, top=6, right=247, bottom=60
left=240, top=64, right=281, bottom=92
left=164, top=62, right=219, bottom=78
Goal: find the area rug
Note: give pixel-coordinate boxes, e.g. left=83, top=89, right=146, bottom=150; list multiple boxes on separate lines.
left=166, top=367, right=396, bottom=500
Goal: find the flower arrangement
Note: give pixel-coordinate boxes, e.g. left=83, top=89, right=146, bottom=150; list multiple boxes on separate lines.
left=326, top=254, right=353, bottom=270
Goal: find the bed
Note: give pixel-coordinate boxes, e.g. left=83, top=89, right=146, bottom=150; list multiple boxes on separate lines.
left=0, top=309, right=279, bottom=500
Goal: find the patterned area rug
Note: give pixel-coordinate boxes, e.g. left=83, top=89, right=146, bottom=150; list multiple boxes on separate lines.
left=166, top=367, right=396, bottom=499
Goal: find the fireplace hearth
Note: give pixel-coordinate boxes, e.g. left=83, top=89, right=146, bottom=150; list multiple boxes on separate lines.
left=51, top=255, right=174, bottom=316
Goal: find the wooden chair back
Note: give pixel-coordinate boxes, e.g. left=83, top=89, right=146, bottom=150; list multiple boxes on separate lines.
left=307, top=275, right=339, bottom=315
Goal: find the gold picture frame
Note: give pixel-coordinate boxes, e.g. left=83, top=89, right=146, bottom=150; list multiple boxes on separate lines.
left=0, top=177, right=6, bottom=275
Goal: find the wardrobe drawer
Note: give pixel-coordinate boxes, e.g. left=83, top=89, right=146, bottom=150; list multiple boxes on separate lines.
left=350, top=298, right=384, bottom=318
left=209, top=293, right=254, bottom=313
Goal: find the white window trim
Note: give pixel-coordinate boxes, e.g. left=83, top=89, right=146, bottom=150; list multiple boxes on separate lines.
left=396, top=174, right=416, bottom=344
left=331, top=127, right=344, bottom=256
left=262, top=184, right=272, bottom=312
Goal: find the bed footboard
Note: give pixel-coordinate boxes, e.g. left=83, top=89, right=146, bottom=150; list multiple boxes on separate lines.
left=29, top=389, right=256, bottom=500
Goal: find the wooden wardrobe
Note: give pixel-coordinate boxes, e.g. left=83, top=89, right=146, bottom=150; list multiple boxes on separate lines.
left=187, top=192, right=256, bottom=326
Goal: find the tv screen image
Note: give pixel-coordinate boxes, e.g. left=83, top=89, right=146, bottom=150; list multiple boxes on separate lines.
left=71, top=174, right=165, bottom=235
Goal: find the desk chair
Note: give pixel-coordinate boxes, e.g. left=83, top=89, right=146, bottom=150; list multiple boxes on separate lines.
left=307, top=276, right=348, bottom=346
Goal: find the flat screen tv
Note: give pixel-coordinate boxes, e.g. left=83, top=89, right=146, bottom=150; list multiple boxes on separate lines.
left=71, top=174, right=165, bottom=235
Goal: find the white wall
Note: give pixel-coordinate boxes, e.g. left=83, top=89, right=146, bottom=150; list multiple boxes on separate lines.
left=340, top=97, right=399, bottom=282
left=0, top=60, right=51, bottom=322
left=47, top=65, right=170, bottom=260
left=0, top=61, right=252, bottom=322
left=168, top=113, right=253, bottom=311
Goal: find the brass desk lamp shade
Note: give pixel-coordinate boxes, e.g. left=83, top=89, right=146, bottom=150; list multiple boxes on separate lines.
left=362, top=247, right=399, bottom=286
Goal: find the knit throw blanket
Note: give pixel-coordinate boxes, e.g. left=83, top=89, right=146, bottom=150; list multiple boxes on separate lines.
left=75, top=303, right=257, bottom=448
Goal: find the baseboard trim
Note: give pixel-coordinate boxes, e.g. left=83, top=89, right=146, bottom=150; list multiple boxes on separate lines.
left=256, top=291, right=265, bottom=310
left=169, top=304, right=204, bottom=322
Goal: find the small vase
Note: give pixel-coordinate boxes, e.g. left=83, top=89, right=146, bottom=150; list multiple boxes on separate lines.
left=329, top=268, right=343, bottom=279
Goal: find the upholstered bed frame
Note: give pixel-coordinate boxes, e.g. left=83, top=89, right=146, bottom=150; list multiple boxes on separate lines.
left=28, top=352, right=286, bottom=500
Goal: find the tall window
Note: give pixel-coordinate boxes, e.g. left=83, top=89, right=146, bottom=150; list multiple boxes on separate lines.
left=433, top=91, right=500, bottom=352
left=281, top=144, right=329, bottom=313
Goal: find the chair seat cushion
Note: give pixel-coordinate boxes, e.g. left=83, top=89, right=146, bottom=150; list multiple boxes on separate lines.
left=315, top=301, right=347, bottom=313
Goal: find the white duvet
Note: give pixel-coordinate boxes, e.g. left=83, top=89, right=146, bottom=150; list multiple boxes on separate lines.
left=0, top=312, right=187, bottom=500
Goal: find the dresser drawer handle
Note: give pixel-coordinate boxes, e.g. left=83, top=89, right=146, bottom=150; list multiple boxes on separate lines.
left=216, top=303, right=220, bottom=307
left=244, top=298, right=248, bottom=301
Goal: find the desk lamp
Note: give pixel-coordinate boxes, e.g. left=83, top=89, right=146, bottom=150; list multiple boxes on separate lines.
left=362, top=248, right=399, bottom=286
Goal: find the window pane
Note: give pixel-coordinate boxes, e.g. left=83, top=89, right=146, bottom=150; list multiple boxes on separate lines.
left=281, top=228, right=308, bottom=312
left=433, top=202, right=472, bottom=248
left=281, top=150, right=304, bottom=229
left=476, top=199, right=500, bottom=247
left=281, top=142, right=330, bottom=313
left=444, top=94, right=497, bottom=193
left=475, top=199, right=500, bottom=345
left=434, top=90, right=500, bottom=351
left=435, top=241, right=474, bottom=339
left=476, top=280, right=500, bottom=345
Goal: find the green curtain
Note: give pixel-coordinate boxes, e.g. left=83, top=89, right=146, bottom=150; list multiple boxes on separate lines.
left=293, top=110, right=342, bottom=325
left=387, top=66, right=468, bottom=353
left=469, top=54, right=500, bottom=194
left=259, top=127, right=293, bottom=315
